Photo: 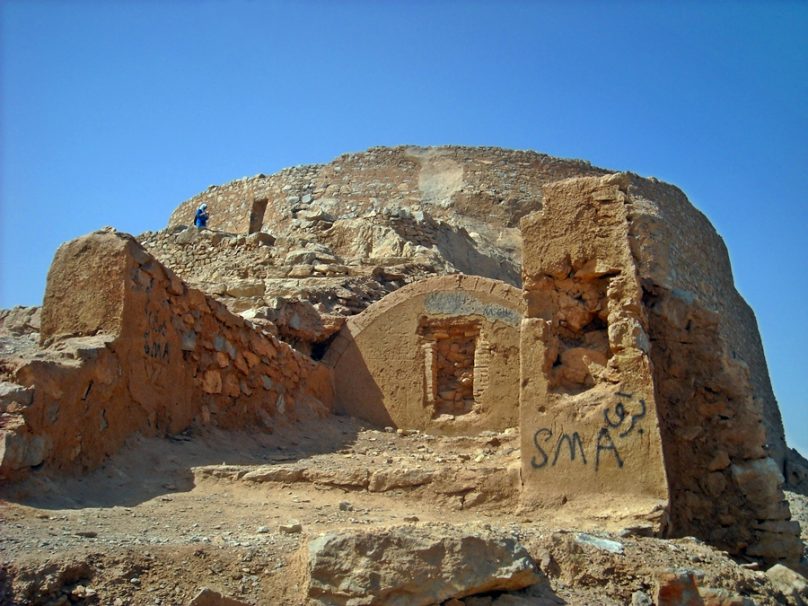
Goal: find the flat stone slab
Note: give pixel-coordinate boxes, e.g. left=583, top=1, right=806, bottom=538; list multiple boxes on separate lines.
left=305, top=522, right=542, bottom=606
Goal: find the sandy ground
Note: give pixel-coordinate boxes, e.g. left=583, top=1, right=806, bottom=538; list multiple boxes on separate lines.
left=1, top=416, right=807, bottom=606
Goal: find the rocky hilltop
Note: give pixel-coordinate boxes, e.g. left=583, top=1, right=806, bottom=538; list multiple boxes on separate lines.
left=1, top=146, right=807, bottom=605
left=142, top=147, right=608, bottom=316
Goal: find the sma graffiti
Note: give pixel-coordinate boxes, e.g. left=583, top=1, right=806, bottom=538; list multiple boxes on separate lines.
left=530, top=393, right=646, bottom=472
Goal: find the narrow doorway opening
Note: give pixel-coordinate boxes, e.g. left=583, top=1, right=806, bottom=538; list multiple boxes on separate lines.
left=249, top=197, right=269, bottom=234
left=419, top=318, right=480, bottom=417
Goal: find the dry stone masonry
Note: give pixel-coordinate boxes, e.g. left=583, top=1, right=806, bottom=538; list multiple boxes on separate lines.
left=1, top=229, right=332, bottom=479
left=1, top=146, right=805, bottom=574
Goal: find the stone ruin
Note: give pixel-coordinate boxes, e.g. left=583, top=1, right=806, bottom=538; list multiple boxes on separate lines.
left=1, top=146, right=805, bottom=569
left=1, top=229, right=332, bottom=478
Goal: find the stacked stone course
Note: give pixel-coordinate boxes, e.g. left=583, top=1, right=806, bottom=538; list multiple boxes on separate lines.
left=168, top=146, right=606, bottom=238
left=0, top=229, right=332, bottom=479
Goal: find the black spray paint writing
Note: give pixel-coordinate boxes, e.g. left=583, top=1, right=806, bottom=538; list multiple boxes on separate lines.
left=531, top=392, right=645, bottom=472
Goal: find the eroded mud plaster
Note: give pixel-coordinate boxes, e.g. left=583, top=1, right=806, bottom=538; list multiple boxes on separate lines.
left=324, top=275, right=524, bottom=435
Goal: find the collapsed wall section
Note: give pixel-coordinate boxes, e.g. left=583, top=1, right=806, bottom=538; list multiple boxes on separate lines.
left=519, top=174, right=669, bottom=520
left=323, top=275, right=524, bottom=435
left=0, top=230, right=333, bottom=479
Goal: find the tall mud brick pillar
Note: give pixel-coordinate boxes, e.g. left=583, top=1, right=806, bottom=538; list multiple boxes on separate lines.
left=519, top=173, right=802, bottom=564
left=519, top=174, right=669, bottom=522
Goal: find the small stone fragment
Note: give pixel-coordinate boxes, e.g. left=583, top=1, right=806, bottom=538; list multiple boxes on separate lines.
left=279, top=521, right=302, bottom=534
left=574, top=533, right=624, bottom=554
left=631, top=590, right=653, bottom=606
left=655, top=569, right=700, bottom=606
left=765, top=564, right=808, bottom=603
left=188, top=587, right=251, bottom=606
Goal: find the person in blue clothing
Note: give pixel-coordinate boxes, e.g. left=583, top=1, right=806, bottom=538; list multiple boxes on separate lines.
left=194, top=203, right=209, bottom=229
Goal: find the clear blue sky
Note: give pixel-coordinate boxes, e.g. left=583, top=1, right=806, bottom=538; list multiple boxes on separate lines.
left=1, top=1, right=806, bottom=454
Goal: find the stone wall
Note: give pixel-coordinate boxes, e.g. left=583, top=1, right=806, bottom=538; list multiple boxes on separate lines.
left=140, top=227, right=277, bottom=286
left=162, top=146, right=608, bottom=314
left=518, top=174, right=802, bottom=564
left=644, top=286, right=801, bottom=561
left=141, top=208, right=518, bottom=318
left=626, top=177, right=784, bottom=467
left=324, top=275, right=524, bottom=435
left=0, top=230, right=333, bottom=479
left=519, top=174, right=670, bottom=519
left=168, top=146, right=607, bottom=239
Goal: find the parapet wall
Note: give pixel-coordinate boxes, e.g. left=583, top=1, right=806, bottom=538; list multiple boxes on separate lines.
left=168, top=146, right=607, bottom=238
left=0, top=230, right=333, bottom=479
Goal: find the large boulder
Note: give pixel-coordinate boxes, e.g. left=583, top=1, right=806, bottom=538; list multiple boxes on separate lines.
left=305, top=523, right=542, bottom=606
left=0, top=306, right=41, bottom=336
left=765, top=564, right=808, bottom=605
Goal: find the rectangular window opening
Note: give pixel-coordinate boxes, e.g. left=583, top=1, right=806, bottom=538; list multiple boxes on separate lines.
left=249, top=197, right=269, bottom=234
left=418, top=318, right=480, bottom=417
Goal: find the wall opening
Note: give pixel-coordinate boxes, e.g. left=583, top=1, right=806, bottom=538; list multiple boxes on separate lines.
left=249, top=197, right=269, bottom=234
left=547, top=276, right=612, bottom=395
left=418, top=317, right=481, bottom=417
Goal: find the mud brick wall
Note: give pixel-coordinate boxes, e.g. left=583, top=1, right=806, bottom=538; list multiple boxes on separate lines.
left=519, top=174, right=801, bottom=564
left=519, top=174, right=669, bottom=517
left=324, top=274, right=524, bottom=435
left=1, top=230, right=332, bottom=479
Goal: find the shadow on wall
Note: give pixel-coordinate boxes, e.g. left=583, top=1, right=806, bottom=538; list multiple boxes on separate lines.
left=330, top=331, right=395, bottom=429
left=0, top=417, right=361, bottom=510
left=434, top=226, right=520, bottom=288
